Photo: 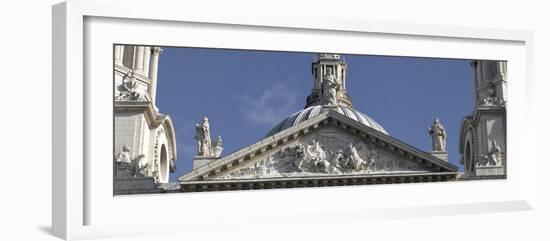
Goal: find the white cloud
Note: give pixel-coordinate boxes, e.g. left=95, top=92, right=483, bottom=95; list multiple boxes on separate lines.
left=240, top=82, right=299, bottom=126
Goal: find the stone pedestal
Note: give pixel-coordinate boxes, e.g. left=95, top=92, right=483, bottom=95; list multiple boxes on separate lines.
left=193, top=156, right=221, bottom=169
left=114, top=177, right=156, bottom=191
left=431, top=151, right=448, bottom=162
left=475, top=165, right=505, bottom=176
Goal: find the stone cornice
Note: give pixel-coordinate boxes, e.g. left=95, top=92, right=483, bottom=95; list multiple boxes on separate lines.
left=179, top=171, right=458, bottom=192
left=472, top=105, right=506, bottom=125
left=115, top=101, right=163, bottom=128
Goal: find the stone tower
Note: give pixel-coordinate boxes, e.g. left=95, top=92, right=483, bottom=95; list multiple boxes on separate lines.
left=113, top=45, right=177, bottom=187
left=459, top=60, right=507, bottom=178
left=305, top=54, right=353, bottom=108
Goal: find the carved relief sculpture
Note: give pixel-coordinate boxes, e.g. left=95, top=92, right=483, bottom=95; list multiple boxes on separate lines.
left=215, top=127, right=430, bottom=180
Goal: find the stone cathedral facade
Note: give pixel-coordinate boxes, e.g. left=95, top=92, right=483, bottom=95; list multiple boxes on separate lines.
left=112, top=49, right=507, bottom=194
left=176, top=54, right=507, bottom=193
left=113, top=45, right=177, bottom=194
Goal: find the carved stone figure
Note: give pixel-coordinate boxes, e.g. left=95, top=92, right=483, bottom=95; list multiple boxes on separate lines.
left=216, top=128, right=431, bottom=180
left=330, top=150, right=344, bottom=169
left=114, top=145, right=151, bottom=179
left=133, top=154, right=151, bottom=177
left=321, top=67, right=341, bottom=105
left=479, top=139, right=503, bottom=166
left=338, top=144, right=373, bottom=172
left=115, top=145, right=132, bottom=163
left=212, top=135, right=224, bottom=157
left=488, top=140, right=503, bottom=166
left=279, top=143, right=305, bottom=172
left=480, top=84, right=501, bottom=106
left=298, top=141, right=329, bottom=173
left=428, top=118, right=447, bottom=152
left=195, top=117, right=212, bottom=156
left=116, top=70, right=142, bottom=100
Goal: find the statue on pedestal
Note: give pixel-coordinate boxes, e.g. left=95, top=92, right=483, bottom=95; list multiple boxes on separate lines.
left=116, top=69, right=142, bottom=100
left=321, top=67, right=342, bottom=105
left=115, top=145, right=132, bottom=163
left=428, top=118, right=447, bottom=152
left=195, top=117, right=212, bottom=156
left=212, top=135, right=224, bottom=157
left=114, top=145, right=151, bottom=179
left=480, top=139, right=503, bottom=166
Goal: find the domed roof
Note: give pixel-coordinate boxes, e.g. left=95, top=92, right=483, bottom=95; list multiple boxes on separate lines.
left=266, top=105, right=389, bottom=137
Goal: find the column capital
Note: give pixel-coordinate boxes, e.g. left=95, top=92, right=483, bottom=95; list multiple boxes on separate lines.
left=151, top=46, right=163, bottom=55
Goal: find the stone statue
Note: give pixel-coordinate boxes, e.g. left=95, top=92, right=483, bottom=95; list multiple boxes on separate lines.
left=428, top=118, right=447, bottom=152
left=212, top=135, right=224, bottom=157
left=117, top=70, right=142, bottom=100
left=194, top=117, right=212, bottom=156
left=322, top=67, right=341, bottom=105
left=484, top=139, right=503, bottom=166
left=114, top=145, right=151, bottom=179
left=133, top=154, right=151, bottom=177
left=480, top=84, right=501, bottom=106
left=115, top=145, right=132, bottom=163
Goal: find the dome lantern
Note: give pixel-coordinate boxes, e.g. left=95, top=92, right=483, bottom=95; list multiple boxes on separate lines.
left=306, top=53, right=353, bottom=108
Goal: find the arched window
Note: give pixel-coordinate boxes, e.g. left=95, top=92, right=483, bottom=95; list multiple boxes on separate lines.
left=160, top=144, right=168, bottom=182
left=465, top=141, right=472, bottom=171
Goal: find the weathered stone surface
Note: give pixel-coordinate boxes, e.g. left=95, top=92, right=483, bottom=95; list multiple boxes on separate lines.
left=114, top=177, right=156, bottom=191
left=213, top=126, right=433, bottom=180
left=475, top=166, right=505, bottom=176
left=459, top=60, right=507, bottom=178
left=113, top=45, right=178, bottom=185
left=431, top=151, right=448, bottom=162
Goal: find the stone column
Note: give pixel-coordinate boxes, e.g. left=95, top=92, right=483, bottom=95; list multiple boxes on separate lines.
left=114, top=45, right=124, bottom=65
left=134, top=46, right=145, bottom=73
left=496, top=61, right=506, bottom=79
left=342, top=66, right=347, bottom=89
left=149, top=47, right=162, bottom=105
left=143, top=47, right=151, bottom=77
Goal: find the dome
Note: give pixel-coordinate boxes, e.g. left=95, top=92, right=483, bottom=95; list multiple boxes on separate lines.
left=266, top=105, right=389, bottom=137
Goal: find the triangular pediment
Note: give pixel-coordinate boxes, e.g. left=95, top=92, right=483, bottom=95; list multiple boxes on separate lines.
left=179, top=110, right=458, bottom=182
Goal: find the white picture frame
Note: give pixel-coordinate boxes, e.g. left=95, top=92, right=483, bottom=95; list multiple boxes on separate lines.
left=52, top=1, right=535, bottom=240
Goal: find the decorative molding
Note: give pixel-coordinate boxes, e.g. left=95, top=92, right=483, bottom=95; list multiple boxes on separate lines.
left=180, top=172, right=458, bottom=192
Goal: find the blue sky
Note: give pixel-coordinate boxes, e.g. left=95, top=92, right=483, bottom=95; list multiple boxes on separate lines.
left=155, top=47, right=473, bottom=181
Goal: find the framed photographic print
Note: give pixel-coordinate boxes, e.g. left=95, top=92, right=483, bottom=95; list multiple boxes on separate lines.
left=113, top=45, right=506, bottom=195
left=53, top=0, right=535, bottom=240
